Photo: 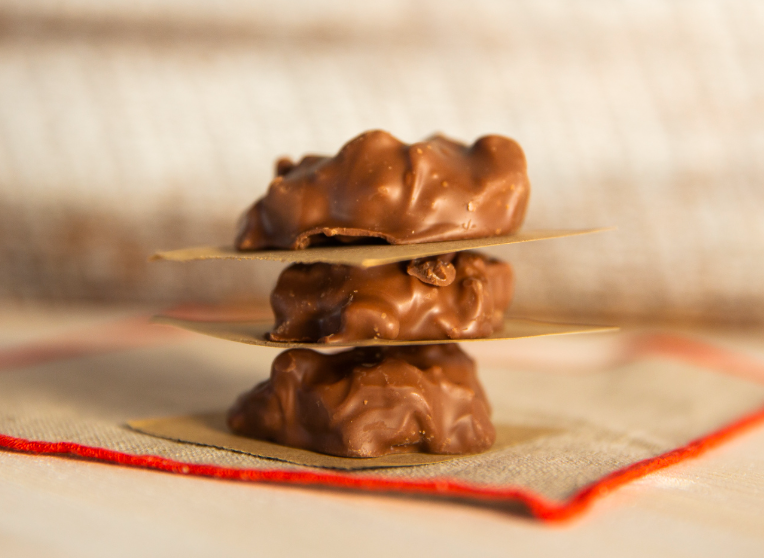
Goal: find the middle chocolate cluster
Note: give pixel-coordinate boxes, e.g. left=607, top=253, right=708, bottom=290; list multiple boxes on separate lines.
left=269, top=251, right=514, bottom=343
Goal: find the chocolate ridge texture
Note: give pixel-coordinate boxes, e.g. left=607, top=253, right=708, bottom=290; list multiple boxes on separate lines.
left=236, top=130, right=530, bottom=250
left=227, top=344, right=495, bottom=457
left=269, top=251, right=514, bottom=343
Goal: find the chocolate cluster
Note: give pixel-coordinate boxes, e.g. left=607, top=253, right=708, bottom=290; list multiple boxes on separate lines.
left=269, top=251, right=514, bottom=343
left=227, top=344, right=495, bottom=457
left=236, top=130, right=530, bottom=250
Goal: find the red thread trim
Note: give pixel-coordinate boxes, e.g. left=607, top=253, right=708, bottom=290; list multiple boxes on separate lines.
left=2, top=405, right=763, bottom=522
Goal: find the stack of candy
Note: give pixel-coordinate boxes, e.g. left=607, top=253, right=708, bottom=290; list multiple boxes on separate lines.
left=153, top=131, right=611, bottom=458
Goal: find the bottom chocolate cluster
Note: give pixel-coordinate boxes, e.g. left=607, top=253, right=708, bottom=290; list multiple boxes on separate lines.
left=227, top=344, right=495, bottom=457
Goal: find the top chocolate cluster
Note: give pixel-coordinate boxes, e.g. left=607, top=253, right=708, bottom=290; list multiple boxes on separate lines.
left=236, top=130, right=530, bottom=250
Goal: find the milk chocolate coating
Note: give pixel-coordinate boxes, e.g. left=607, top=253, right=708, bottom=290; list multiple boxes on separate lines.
left=227, top=344, right=495, bottom=457
left=236, top=130, right=530, bottom=250
left=269, top=251, right=514, bottom=343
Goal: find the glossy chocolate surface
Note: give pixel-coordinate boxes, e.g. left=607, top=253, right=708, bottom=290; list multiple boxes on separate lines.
left=236, top=130, right=530, bottom=250
left=227, top=344, right=495, bottom=457
left=268, top=251, right=514, bottom=343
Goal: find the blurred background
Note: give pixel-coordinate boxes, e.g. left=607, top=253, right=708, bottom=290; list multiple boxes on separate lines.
left=1, top=0, right=763, bottom=325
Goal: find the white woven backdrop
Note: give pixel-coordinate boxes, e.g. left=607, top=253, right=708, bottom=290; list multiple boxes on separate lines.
left=1, top=0, right=763, bottom=324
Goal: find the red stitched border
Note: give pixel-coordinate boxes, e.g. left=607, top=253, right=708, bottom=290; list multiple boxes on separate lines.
left=2, top=405, right=763, bottom=522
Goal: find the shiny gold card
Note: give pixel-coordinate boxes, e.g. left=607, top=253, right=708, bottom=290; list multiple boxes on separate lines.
left=152, top=315, right=617, bottom=348
left=128, top=413, right=561, bottom=470
left=149, top=228, right=612, bottom=268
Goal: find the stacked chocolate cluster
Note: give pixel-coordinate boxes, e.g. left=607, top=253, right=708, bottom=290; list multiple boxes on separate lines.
left=226, top=131, right=529, bottom=458
left=152, top=130, right=609, bottom=459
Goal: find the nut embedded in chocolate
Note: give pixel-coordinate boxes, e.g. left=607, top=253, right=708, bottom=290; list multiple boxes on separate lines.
left=236, top=130, right=530, bottom=250
left=268, top=251, right=514, bottom=343
left=227, top=344, right=495, bottom=457
left=406, top=255, right=457, bottom=286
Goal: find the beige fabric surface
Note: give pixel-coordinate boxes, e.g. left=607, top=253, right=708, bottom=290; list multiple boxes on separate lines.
left=2, top=333, right=763, bottom=503
left=1, top=0, right=764, bottom=324
left=4, top=307, right=764, bottom=557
